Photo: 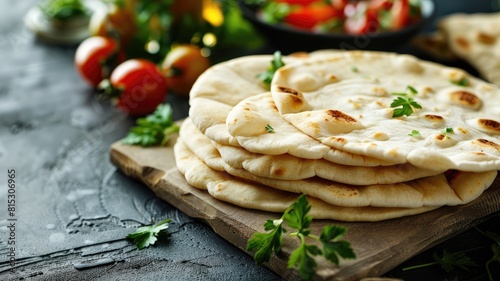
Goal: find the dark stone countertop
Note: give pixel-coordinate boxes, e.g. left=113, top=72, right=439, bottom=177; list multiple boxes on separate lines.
left=0, top=1, right=499, bottom=281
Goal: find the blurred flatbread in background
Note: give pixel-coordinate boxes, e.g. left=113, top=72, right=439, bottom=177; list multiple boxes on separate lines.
left=439, top=12, right=500, bottom=85
left=411, top=31, right=459, bottom=61
left=413, top=12, right=500, bottom=84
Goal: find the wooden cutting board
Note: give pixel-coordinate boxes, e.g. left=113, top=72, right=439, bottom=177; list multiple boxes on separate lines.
left=109, top=137, right=500, bottom=281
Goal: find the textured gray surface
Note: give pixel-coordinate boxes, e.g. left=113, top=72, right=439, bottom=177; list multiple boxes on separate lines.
left=0, top=1, right=499, bottom=281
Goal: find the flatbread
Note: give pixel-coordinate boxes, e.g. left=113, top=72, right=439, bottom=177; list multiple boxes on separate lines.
left=179, top=118, right=497, bottom=208
left=179, top=50, right=499, bottom=222
left=189, top=51, right=400, bottom=166
left=439, top=12, right=500, bottom=85
left=183, top=118, right=443, bottom=185
left=226, top=92, right=396, bottom=166
left=174, top=138, right=440, bottom=222
left=270, top=51, right=500, bottom=172
left=411, top=31, right=459, bottom=62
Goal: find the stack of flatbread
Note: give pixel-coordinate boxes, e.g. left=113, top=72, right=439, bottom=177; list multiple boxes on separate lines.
left=413, top=12, right=500, bottom=84
left=173, top=50, right=500, bottom=222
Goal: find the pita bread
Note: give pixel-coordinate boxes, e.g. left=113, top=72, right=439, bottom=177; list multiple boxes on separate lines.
left=226, top=92, right=397, bottom=166
left=174, top=138, right=440, bottom=222
left=411, top=32, right=459, bottom=62
left=178, top=50, right=499, bottom=222
left=183, top=117, right=442, bottom=185
left=439, top=12, right=500, bottom=85
left=270, top=51, right=500, bottom=172
left=189, top=51, right=400, bottom=166
left=179, top=118, right=497, bottom=208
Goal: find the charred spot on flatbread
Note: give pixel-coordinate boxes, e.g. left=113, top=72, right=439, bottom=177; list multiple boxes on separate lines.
left=425, top=114, right=444, bottom=121
left=326, top=110, right=358, bottom=123
left=449, top=90, right=482, bottom=110
left=277, top=86, right=301, bottom=96
left=477, top=119, right=500, bottom=134
left=454, top=36, right=470, bottom=51
left=473, top=138, right=500, bottom=152
left=476, top=32, right=496, bottom=45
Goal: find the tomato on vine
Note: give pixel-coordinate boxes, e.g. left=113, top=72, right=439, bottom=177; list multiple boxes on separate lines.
left=161, top=44, right=211, bottom=97
left=100, top=59, right=168, bottom=116
left=74, top=36, right=121, bottom=88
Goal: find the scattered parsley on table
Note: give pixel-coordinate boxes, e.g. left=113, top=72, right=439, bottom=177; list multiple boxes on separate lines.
left=246, top=194, right=356, bottom=281
left=122, top=103, right=180, bottom=147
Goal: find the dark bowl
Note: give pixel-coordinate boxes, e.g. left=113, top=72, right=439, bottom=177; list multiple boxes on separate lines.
left=238, top=0, right=435, bottom=53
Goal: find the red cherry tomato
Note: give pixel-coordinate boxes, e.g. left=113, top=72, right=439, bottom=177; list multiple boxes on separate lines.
left=390, top=0, right=410, bottom=29
left=75, top=36, right=120, bottom=88
left=161, top=44, right=211, bottom=97
left=284, top=5, right=341, bottom=30
left=110, top=59, right=168, bottom=116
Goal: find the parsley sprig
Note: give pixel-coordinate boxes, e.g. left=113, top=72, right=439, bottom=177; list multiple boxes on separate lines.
left=402, top=250, right=477, bottom=273
left=475, top=227, right=500, bottom=280
left=257, top=51, right=285, bottom=87
left=246, top=194, right=356, bottom=281
left=390, top=85, right=422, bottom=118
left=122, top=104, right=180, bottom=147
left=486, top=244, right=500, bottom=280
left=127, top=219, right=171, bottom=250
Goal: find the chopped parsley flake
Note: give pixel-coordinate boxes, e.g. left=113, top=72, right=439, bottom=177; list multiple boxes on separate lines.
left=451, top=78, right=469, bottom=87
left=408, top=130, right=421, bottom=137
left=406, top=85, right=418, bottom=94
left=265, top=124, right=275, bottom=133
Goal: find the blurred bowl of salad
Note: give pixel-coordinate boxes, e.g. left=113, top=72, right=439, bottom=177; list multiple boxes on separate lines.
left=238, top=0, right=434, bottom=53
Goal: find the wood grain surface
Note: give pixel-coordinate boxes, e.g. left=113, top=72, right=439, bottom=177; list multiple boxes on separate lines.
left=109, top=138, right=500, bottom=281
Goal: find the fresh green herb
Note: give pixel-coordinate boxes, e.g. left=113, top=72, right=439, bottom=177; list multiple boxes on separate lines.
left=408, top=130, right=421, bottom=137
left=475, top=227, right=500, bottom=281
left=244, top=0, right=267, bottom=5
left=402, top=250, right=477, bottom=273
left=378, top=10, right=393, bottom=30
left=126, top=219, right=171, bottom=250
left=451, top=77, right=470, bottom=87
left=265, top=124, right=275, bottom=133
left=39, top=0, right=89, bottom=21
left=409, top=0, right=423, bottom=17
left=390, top=97, right=422, bottom=117
left=391, top=85, right=418, bottom=97
left=351, top=66, right=360, bottom=73
left=406, top=85, right=418, bottom=94
left=390, top=85, right=422, bottom=117
left=486, top=244, right=500, bottom=281
left=260, top=2, right=292, bottom=24
left=247, top=194, right=356, bottom=281
left=122, top=103, right=180, bottom=147
left=475, top=227, right=500, bottom=245
left=440, top=127, right=454, bottom=138
left=257, top=51, right=285, bottom=87
left=441, top=127, right=454, bottom=135
left=315, top=18, right=343, bottom=33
